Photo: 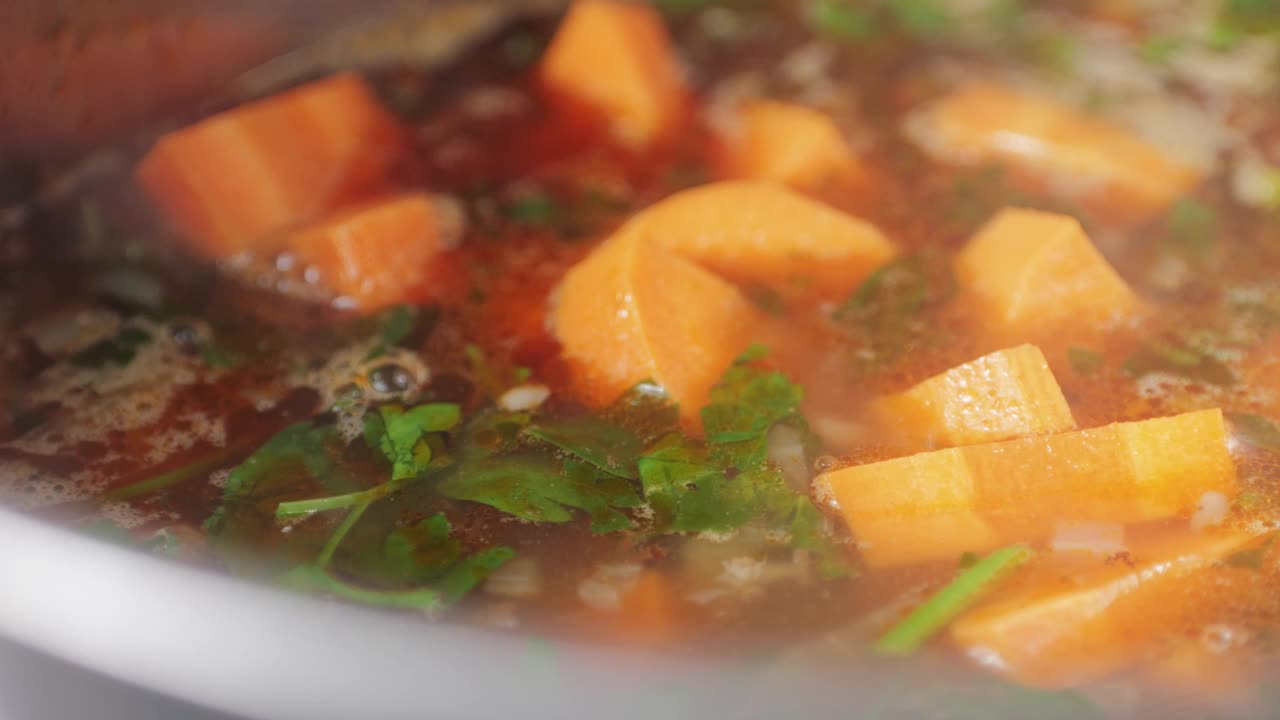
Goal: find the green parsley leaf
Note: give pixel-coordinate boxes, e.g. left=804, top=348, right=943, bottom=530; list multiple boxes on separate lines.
left=379, top=513, right=464, bottom=584
left=638, top=436, right=759, bottom=533
left=833, top=254, right=955, bottom=366
left=1066, top=346, right=1104, bottom=377
left=1221, top=533, right=1277, bottom=570
left=282, top=544, right=513, bottom=613
left=436, top=455, right=642, bottom=533
left=1140, top=35, right=1184, bottom=65
left=365, top=305, right=420, bottom=361
left=1218, top=0, right=1280, bottom=37
left=1228, top=413, right=1280, bottom=453
left=805, top=0, right=876, bottom=44
left=1122, top=337, right=1235, bottom=387
left=70, top=327, right=151, bottom=369
left=1166, top=199, right=1218, bottom=259
left=375, top=403, right=461, bottom=482
left=205, top=421, right=341, bottom=534
left=197, top=341, right=237, bottom=369
left=702, top=352, right=805, bottom=470
left=780, top=495, right=854, bottom=579
left=525, top=417, right=643, bottom=479
left=885, top=0, right=951, bottom=39
left=505, top=194, right=561, bottom=226
left=104, top=443, right=244, bottom=502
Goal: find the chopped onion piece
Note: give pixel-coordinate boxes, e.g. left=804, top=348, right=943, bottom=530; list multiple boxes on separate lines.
left=484, top=555, right=542, bottom=599
left=499, top=384, right=551, bottom=412
left=767, top=424, right=811, bottom=492
left=1190, top=491, right=1230, bottom=531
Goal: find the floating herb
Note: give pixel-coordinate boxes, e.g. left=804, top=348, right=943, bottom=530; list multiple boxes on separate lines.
left=1123, top=337, right=1235, bottom=387
left=1067, top=346, right=1104, bottom=377
left=1228, top=413, right=1280, bottom=453
left=70, top=327, right=151, bottom=369
left=875, top=545, right=1034, bottom=655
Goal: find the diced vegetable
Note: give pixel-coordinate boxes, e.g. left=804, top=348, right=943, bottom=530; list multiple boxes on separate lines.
left=816, top=446, right=1002, bottom=568
left=554, top=181, right=895, bottom=420
left=538, top=0, right=689, bottom=149
left=587, top=570, right=681, bottom=644
left=956, top=207, right=1140, bottom=336
left=910, top=83, right=1201, bottom=220
left=950, top=531, right=1267, bottom=688
left=872, top=344, right=1075, bottom=449
left=136, top=73, right=402, bottom=258
left=875, top=545, right=1034, bottom=655
left=283, top=194, right=447, bottom=313
left=553, top=228, right=760, bottom=425
left=712, top=100, right=858, bottom=188
left=635, top=181, right=896, bottom=299
left=819, top=409, right=1235, bottom=567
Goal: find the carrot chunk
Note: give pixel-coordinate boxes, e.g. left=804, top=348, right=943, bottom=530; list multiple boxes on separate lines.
left=637, top=181, right=896, bottom=299
left=956, top=207, right=1140, bottom=335
left=583, top=570, right=682, bottom=645
left=817, top=448, right=1001, bottom=568
left=538, top=0, right=689, bottom=149
left=819, top=409, right=1235, bottom=567
left=712, top=100, right=857, bottom=188
left=136, top=72, right=402, bottom=259
left=872, top=344, right=1075, bottom=450
left=553, top=228, right=761, bottom=423
left=554, top=181, right=894, bottom=419
left=950, top=530, right=1265, bottom=688
left=911, top=83, right=1201, bottom=220
left=283, top=194, right=445, bottom=312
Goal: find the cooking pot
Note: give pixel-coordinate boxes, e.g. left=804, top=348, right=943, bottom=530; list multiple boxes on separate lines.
left=0, top=3, right=1252, bottom=718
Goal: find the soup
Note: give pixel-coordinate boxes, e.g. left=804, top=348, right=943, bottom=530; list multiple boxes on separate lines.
left=2, top=0, right=1279, bottom=714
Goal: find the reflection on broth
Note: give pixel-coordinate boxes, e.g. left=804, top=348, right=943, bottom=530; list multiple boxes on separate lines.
left=2, top=0, right=1280, bottom=716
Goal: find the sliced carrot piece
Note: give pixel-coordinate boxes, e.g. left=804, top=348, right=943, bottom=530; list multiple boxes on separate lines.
left=538, top=0, right=689, bottom=149
left=819, top=409, right=1235, bottom=567
left=712, top=100, right=857, bottom=188
left=818, top=448, right=1001, bottom=568
left=553, top=227, right=761, bottom=423
left=636, top=181, right=896, bottom=299
left=951, top=530, right=1264, bottom=688
left=872, top=344, right=1075, bottom=450
left=970, top=409, right=1234, bottom=537
left=911, top=83, right=1200, bottom=220
left=136, top=72, right=402, bottom=259
left=283, top=194, right=444, bottom=312
left=956, top=207, right=1140, bottom=335
left=582, top=570, right=682, bottom=645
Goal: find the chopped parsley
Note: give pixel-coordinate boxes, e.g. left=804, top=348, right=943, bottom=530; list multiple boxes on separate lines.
left=1166, top=199, right=1218, bottom=260
left=1221, top=534, right=1277, bottom=571
left=1066, top=346, right=1104, bottom=377
left=1140, top=35, right=1184, bottom=66
left=834, top=253, right=955, bottom=368
left=438, top=456, right=643, bottom=533
left=525, top=416, right=645, bottom=480
left=205, top=421, right=344, bottom=534
left=366, top=403, right=461, bottom=482
left=283, top=524, right=512, bottom=614
left=1228, top=413, right=1280, bottom=454
left=364, top=305, right=422, bottom=361
left=805, top=0, right=876, bottom=44
left=70, top=326, right=151, bottom=369
left=875, top=545, right=1034, bottom=655
left=1122, top=337, right=1236, bottom=387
